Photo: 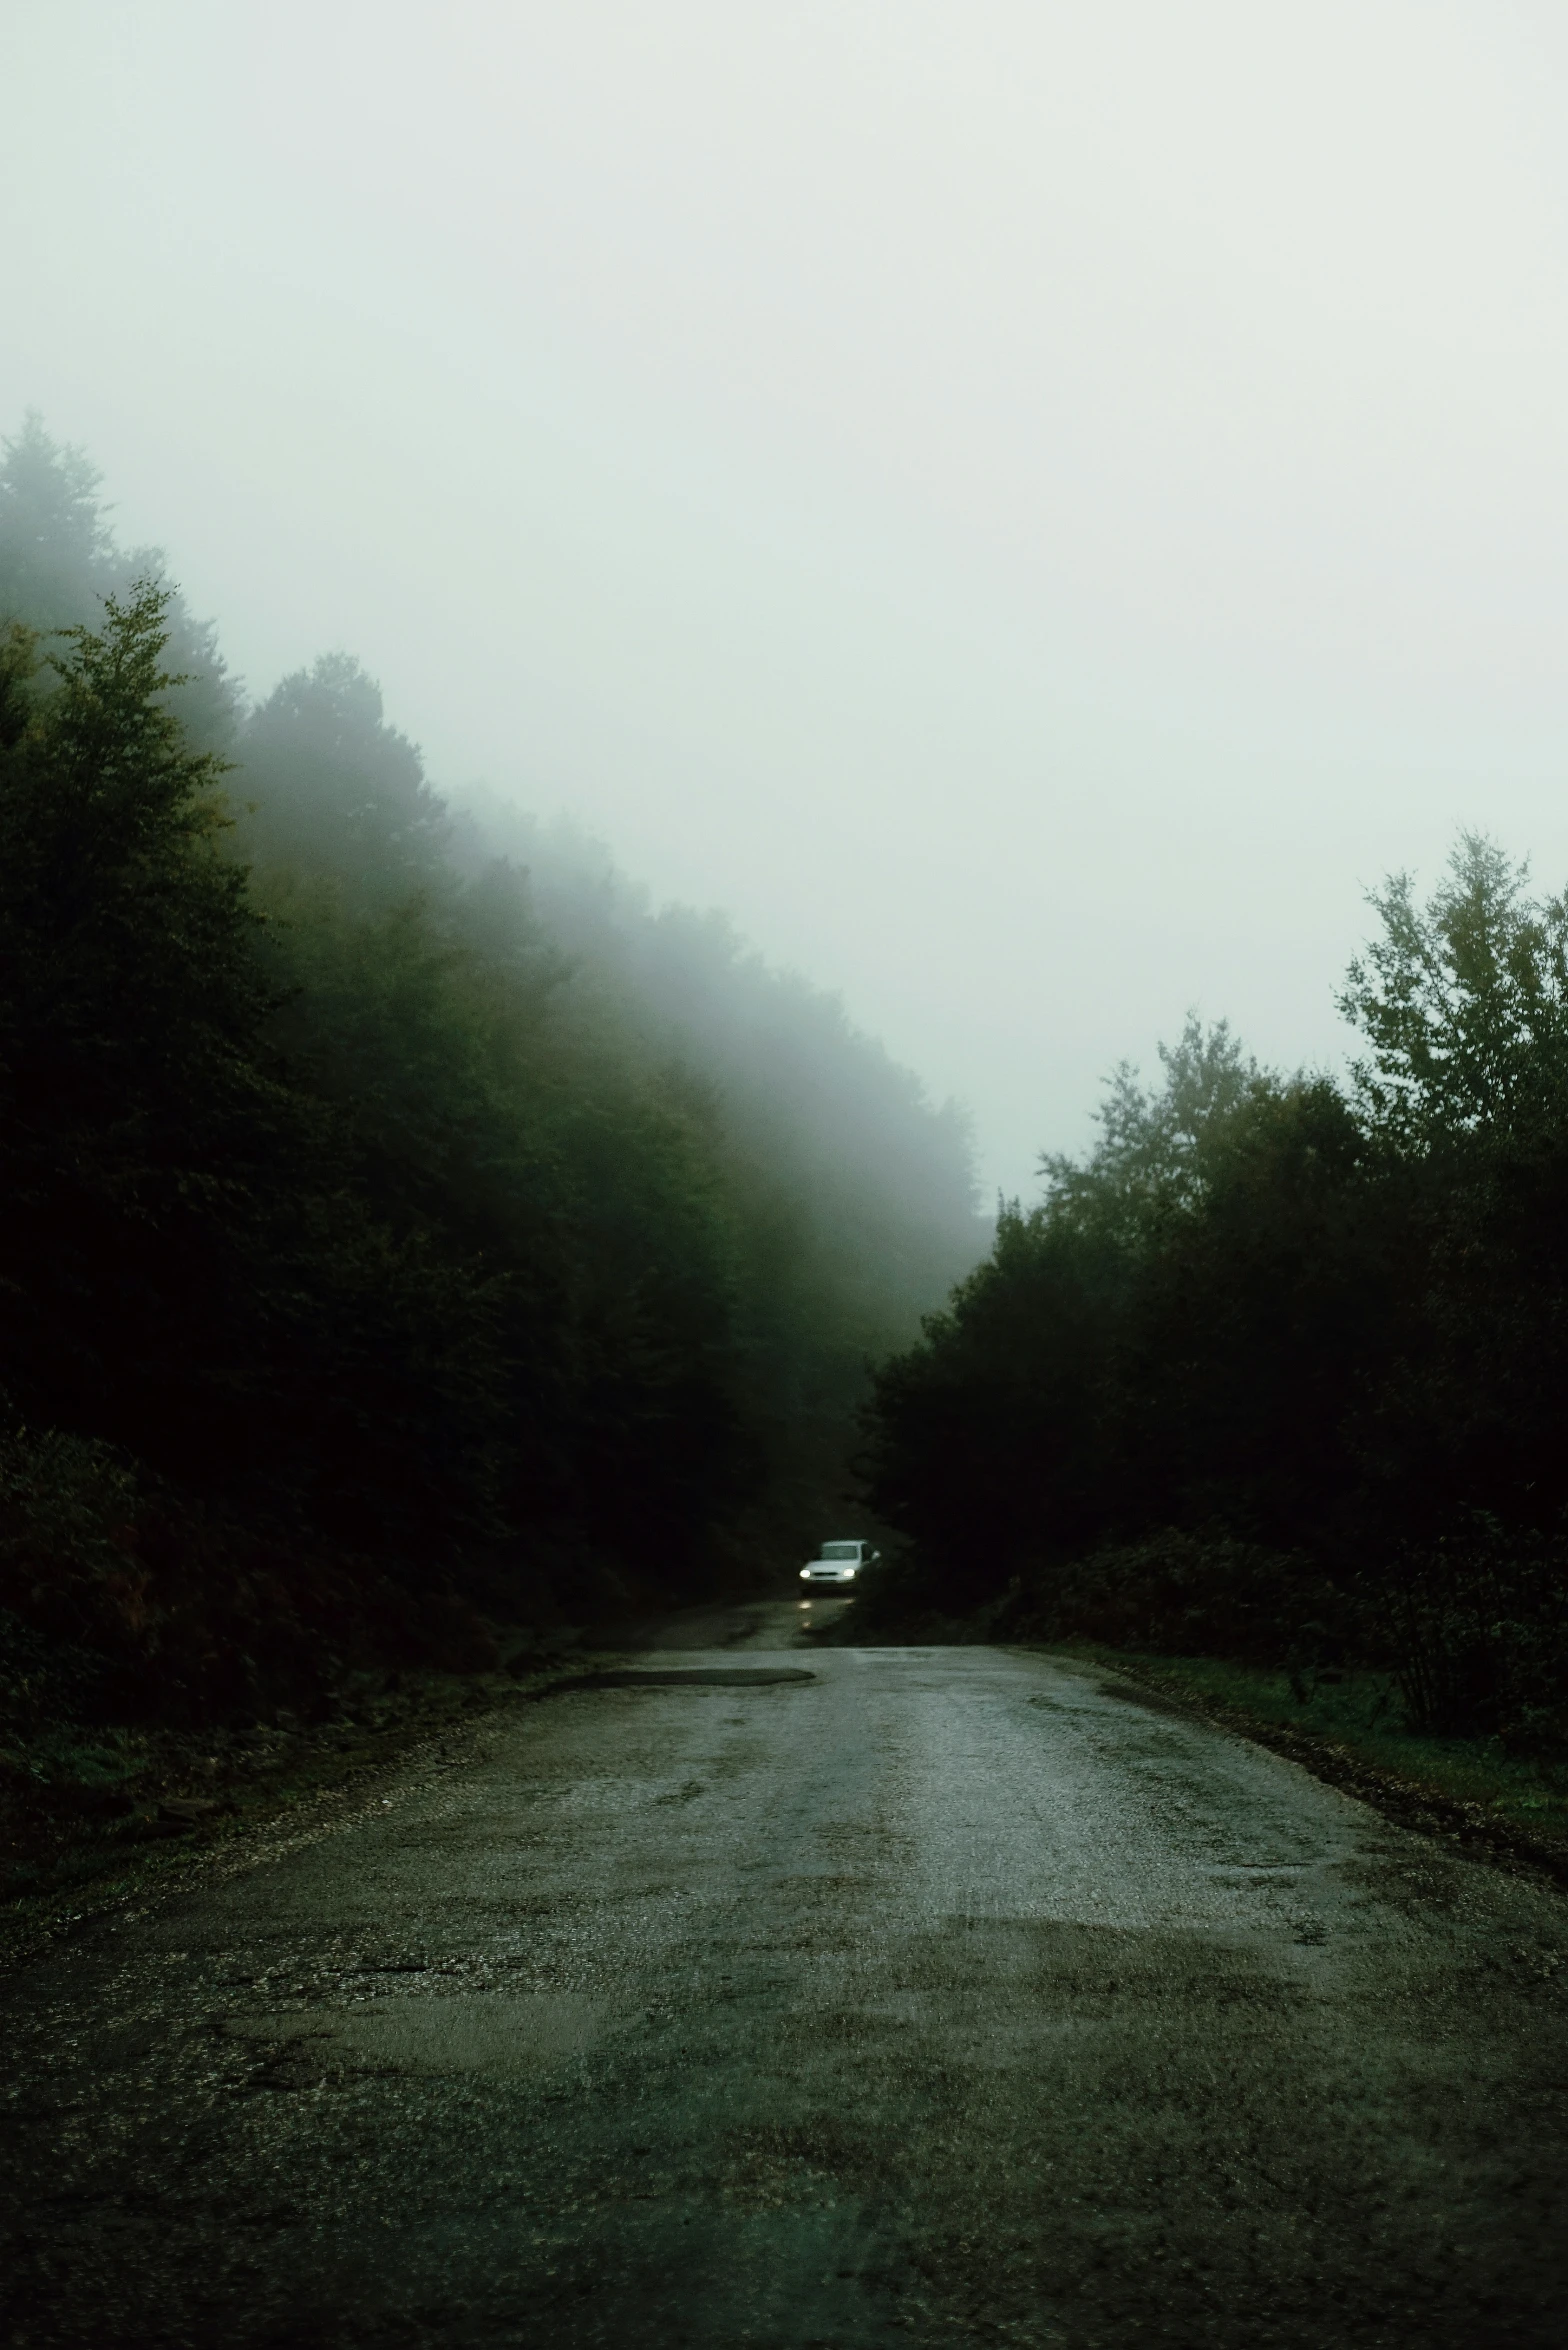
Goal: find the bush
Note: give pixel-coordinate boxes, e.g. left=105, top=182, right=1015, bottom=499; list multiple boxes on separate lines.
left=0, top=1418, right=348, bottom=1720
left=991, top=1529, right=1341, bottom=1664
left=1372, top=1519, right=1568, bottom=1751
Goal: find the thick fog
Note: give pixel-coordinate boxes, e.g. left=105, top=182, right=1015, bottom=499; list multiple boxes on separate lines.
left=8, top=1, right=1568, bottom=1191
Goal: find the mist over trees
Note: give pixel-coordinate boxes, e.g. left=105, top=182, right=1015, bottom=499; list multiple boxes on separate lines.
left=21, top=401, right=1562, bottom=1760
left=862, top=841, right=1568, bottom=1746
left=0, top=415, right=981, bottom=1718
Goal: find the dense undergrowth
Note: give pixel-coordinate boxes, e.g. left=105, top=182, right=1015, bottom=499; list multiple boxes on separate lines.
left=0, top=414, right=980, bottom=1773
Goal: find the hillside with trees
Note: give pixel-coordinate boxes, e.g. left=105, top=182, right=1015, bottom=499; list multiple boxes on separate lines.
left=861, top=841, right=1568, bottom=1749
left=0, top=415, right=982, bottom=1731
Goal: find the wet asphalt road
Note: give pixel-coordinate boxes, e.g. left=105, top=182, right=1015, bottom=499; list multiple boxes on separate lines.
left=3, top=1602, right=1567, bottom=2349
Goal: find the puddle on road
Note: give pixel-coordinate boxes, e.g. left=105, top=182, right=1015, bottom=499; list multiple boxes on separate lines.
left=225, top=1992, right=608, bottom=2076
left=567, top=1668, right=817, bottom=1689
left=1096, top=1680, right=1198, bottom=1719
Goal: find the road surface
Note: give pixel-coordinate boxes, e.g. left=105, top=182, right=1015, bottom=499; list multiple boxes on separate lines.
left=3, top=1603, right=1566, bottom=2347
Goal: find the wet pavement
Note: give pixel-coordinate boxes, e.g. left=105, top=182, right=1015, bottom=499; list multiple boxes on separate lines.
left=3, top=1601, right=1566, bottom=2347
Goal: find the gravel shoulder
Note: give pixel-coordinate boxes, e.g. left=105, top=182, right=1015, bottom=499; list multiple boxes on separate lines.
left=0, top=1604, right=769, bottom=1967
left=3, top=1604, right=1566, bottom=2348
left=1065, top=1646, right=1568, bottom=1892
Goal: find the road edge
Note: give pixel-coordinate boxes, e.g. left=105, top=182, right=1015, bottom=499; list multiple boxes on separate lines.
left=1032, top=1644, right=1568, bottom=1896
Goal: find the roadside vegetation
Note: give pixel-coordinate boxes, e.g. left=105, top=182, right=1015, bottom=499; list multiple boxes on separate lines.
left=0, top=413, right=981, bottom=1885
left=856, top=832, right=1568, bottom=1850
left=0, top=1623, right=602, bottom=1952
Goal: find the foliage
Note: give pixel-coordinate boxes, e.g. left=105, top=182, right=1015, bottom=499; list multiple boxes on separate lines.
left=1339, top=833, right=1568, bottom=1146
left=0, top=417, right=981, bottom=1716
left=0, top=411, right=240, bottom=750
left=238, top=654, right=451, bottom=902
left=0, top=585, right=296, bottom=1468
left=1373, top=1517, right=1568, bottom=1749
left=864, top=843, right=1568, bottom=1743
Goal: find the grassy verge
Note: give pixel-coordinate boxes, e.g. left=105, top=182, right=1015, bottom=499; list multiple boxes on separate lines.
left=1042, top=1641, right=1568, bottom=1885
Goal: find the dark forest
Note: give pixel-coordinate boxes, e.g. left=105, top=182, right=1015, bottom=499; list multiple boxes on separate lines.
left=0, top=416, right=981, bottom=1727
left=7, top=410, right=1568, bottom=1763
left=861, top=851, right=1568, bottom=1749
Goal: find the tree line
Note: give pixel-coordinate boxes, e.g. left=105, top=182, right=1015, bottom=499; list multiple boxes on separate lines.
left=0, top=415, right=980, bottom=1720
left=862, top=839, right=1568, bottom=1749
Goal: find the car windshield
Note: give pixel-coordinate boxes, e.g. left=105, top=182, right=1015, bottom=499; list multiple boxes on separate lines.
left=820, top=1542, right=860, bottom=1561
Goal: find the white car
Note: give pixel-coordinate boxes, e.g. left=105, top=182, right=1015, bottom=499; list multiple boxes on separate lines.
left=799, top=1539, right=879, bottom=1589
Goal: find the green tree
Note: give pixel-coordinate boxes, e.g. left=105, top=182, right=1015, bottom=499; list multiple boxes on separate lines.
left=1336, top=836, right=1568, bottom=1541
left=1339, top=833, right=1568, bottom=1146
left=0, top=411, right=112, bottom=628
left=237, top=654, right=450, bottom=903
left=0, top=580, right=284, bottom=1449
left=0, top=412, right=240, bottom=753
left=0, top=414, right=985, bottom=1700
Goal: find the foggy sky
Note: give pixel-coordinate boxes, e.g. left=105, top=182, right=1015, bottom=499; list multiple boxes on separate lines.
left=8, top=1, right=1568, bottom=1193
